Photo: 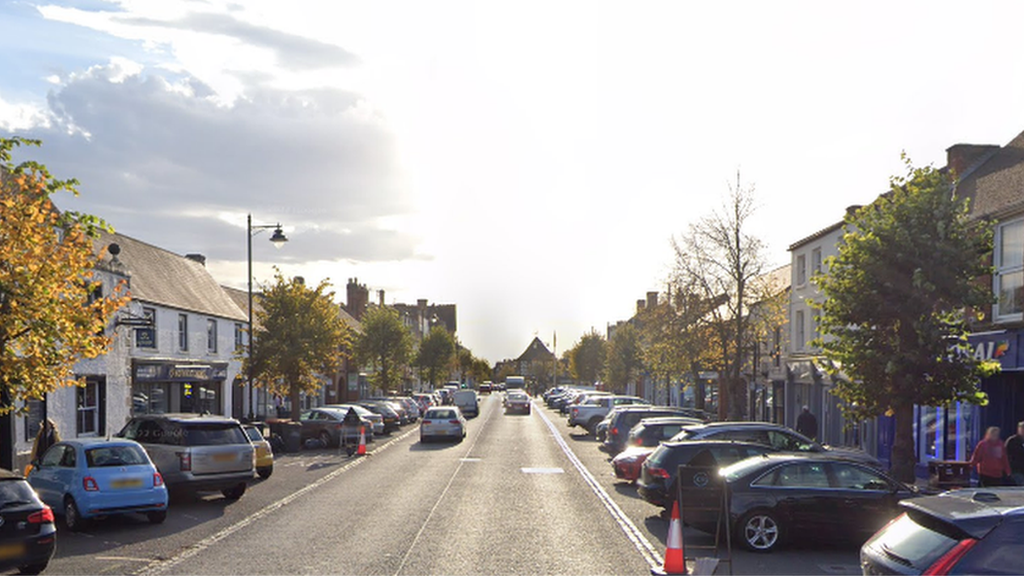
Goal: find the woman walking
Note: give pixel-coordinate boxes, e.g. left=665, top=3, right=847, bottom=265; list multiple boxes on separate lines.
left=970, top=426, right=1012, bottom=487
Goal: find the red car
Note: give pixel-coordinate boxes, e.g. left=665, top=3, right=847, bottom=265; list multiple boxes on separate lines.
left=612, top=446, right=656, bottom=482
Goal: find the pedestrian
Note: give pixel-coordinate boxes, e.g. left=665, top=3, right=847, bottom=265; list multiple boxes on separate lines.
left=970, top=426, right=1012, bottom=487
left=1005, top=421, right=1024, bottom=486
left=796, top=405, right=818, bottom=440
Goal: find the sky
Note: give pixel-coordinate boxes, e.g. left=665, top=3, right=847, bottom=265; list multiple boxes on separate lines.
left=2, top=0, right=1024, bottom=363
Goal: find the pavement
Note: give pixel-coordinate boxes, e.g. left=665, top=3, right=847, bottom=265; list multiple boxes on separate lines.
left=16, top=394, right=864, bottom=575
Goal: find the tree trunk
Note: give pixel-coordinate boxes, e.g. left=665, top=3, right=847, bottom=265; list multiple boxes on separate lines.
left=890, top=403, right=916, bottom=484
left=289, top=383, right=302, bottom=422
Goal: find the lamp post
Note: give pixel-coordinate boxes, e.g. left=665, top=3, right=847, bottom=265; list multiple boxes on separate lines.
left=247, top=214, right=287, bottom=421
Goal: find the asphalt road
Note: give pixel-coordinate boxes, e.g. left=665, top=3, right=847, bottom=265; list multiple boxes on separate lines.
left=16, top=394, right=865, bottom=576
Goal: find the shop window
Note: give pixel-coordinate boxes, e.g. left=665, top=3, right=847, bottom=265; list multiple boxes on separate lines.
left=76, top=377, right=105, bottom=436
left=132, top=382, right=171, bottom=415
left=178, top=314, right=189, bottom=351
left=136, top=307, right=157, bottom=348
left=207, top=319, right=218, bottom=353
left=995, top=219, right=1024, bottom=320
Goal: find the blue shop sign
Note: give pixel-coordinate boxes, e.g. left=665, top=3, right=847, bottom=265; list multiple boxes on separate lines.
left=967, top=330, right=1023, bottom=371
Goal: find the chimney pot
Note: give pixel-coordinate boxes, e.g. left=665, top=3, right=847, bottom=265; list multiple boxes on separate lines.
left=646, top=291, right=659, bottom=309
left=946, top=143, right=999, bottom=178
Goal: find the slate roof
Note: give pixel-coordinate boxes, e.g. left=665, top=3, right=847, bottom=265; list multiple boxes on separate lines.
left=93, top=231, right=247, bottom=321
left=516, top=337, right=555, bottom=363
left=222, top=284, right=362, bottom=333
left=957, top=128, right=1024, bottom=220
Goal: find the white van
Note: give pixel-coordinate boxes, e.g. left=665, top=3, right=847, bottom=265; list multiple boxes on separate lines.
left=453, top=390, right=479, bottom=418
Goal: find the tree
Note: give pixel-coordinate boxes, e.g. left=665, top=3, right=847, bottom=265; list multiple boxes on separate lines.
left=672, top=174, right=770, bottom=420
left=569, top=330, right=606, bottom=385
left=814, top=158, right=996, bottom=483
left=605, top=323, right=642, bottom=393
left=414, top=326, right=455, bottom=388
left=355, top=306, right=413, bottom=393
left=246, top=272, right=350, bottom=421
left=1, top=137, right=129, bottom=420
left=471, top=357, right=492, bottom=384
left=457, top=346, right=474, bottom=382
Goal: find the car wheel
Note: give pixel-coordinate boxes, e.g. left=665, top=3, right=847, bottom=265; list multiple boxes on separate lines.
left=147, top=510, right=167, bottom=524
left=738, top=509, right=783, bottom=552
left=17, top=563, right=48, bottom=575
left=222, top=483, right=247, bottom=500
left=319, top=431, right=333, bottom=448
left=257, top=466, right=273, bottom=480
left=588, top=419, right=602, bottom=435
left=64, top=496, right=87, bottom=532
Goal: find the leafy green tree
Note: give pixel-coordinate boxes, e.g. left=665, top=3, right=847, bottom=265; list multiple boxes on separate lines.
left=414, top=325, right=455, bottom=387
left=569, top=330, right=606, bottom=385
left=246, top=272, right=350, bottom=420
left=814, top=158, right=997, bottom=483
left=471, top=357, right=492, bottom=385
left=355, top=306, right=413, bottom=393
left=605, top=323, right=642, bottom=393
left=1, top=136, right=129, bottom=422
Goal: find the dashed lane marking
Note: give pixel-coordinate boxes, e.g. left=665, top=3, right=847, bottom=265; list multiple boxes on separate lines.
left=137, top=425, right=420, bottom=575
left=536, top=402, right=664, bottom=571
left=521, top=467, right=564, bottom=474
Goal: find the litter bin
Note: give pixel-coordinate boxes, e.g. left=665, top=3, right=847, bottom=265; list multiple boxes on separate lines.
left=928, top=460, right=972, bottom=490
left=282, top=422, right=304, bottom=453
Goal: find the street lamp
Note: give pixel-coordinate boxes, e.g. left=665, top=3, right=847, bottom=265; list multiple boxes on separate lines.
left=247, top=214, right=287, bottom=421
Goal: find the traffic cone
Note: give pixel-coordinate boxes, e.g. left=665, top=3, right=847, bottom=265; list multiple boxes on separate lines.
left=652, top=500, right=686, bottom=575
left=356, top=426, right=367, bottom=456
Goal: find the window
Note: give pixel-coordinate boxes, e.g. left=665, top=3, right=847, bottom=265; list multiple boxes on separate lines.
left=772, top=326, right=782, bottom=367
left=811, top=248, right=823, bottom=276
left=136, top=307, right=157, bottom=348
left=795, top=310, right=806, bottom=350
left=831, top=463, right=892, bottom=491
left=178, top=313, right=188, bottom=351
left=769, top=462, right=831, bottom=488
left=796, top=254, right=807, bottom=285
left=40, top=445, right=65, bottom=468
left=76, top=377, right=104, bottom=436
left=995, top=219, right=1024, bottom=319
left=207, top=319, right=218, bottom=353
left=767, top=430, right=814, bottom=452
left=234, top=323, right=244, bottom=351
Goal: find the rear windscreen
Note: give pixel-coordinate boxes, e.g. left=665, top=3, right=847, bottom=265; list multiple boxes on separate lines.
left=427, top=410, right=455, bottom=419
left=869, top=511, right=963, bottom=569
left=0, top=479, right=36, bottom=504
left=86, top=445, right=149, bottom=467
left=183, top=424, right=248, bottom=446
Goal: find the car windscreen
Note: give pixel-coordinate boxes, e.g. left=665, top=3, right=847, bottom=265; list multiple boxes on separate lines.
left=86, top=445, right=150, bottom=467
left=0, top=479, right=37, bottom=504
left=867, top=511, right=967, bottom=570
left=183, top=423, right=248, bottom=446
left=721, top=456, right=773, bottom=482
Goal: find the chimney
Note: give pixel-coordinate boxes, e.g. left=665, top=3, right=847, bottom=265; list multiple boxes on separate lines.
left=845, top=205, right=863, bottom=218
left=293, top=276, right=305, bottom=285
left=417, top=298, right=428, bottom=309
left=946, top=144, right=999, bottom=177
left=378, top=289, right=385, bottom=306
left=346, top=278, right=369, bottom=320
left=637, top=299, right=646, bottom=314
left=185, top=253, right=206, bottom=266
left=646, top=291, right=659, bottom=309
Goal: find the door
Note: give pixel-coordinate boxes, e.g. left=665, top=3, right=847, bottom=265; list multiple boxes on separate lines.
left=29, top=444, right=68, bottom=507
left=827, top=462, right=903, bottom=538
left=768, top=461, right=835, bottom=535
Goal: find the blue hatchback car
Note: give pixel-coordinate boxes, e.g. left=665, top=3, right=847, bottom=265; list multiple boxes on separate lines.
left=27, top=439, right=169, bottom=531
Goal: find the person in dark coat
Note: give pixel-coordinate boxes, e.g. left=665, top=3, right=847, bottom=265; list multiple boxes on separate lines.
left=1005, top=421, right=1024, bottom=486
left=796, top=405, right=818, bottom=440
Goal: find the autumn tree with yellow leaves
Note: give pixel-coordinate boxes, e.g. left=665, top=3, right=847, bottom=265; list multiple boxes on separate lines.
left=0, top=137, right=129, bottom=422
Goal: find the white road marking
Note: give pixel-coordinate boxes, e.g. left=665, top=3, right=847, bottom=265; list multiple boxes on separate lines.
left=137, top=425, right=420, bottom=575
left=96, top=556, right=152, bottom=562
left=392, top=398, right=496, bottom=576
left=521, top=467, right=564, bottom=474
left=460, top=457, right=482, bottom=462
left=536, top=402, right=665, bottom=571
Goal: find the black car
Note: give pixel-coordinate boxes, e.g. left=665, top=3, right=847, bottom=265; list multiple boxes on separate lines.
left=627, top=417, right=706, bottom=449
left=0, top=469, right=56, bottom=575
left=672, top=422, right=882, bottom=468
left=861, top=488, right=1024, bottom=575
left=637, top=440, right=776, bottom=508
left=602, top=407, right=703, bottom=453
left=689, top=454, right=916, bottom=553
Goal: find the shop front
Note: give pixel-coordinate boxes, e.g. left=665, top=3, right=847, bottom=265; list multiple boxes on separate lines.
left=131, top=359, right=228, bottom=416
left=972, top=329, right=1024, bottom=448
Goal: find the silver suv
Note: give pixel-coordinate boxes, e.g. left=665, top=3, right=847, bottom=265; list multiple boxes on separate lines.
left=118, top=414, right=254, bottom=500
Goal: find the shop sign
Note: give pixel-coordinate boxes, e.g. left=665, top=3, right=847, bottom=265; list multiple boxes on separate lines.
left=967, top=331, right=1021, bottom=371
left=134, top=361, right=229, bottom=382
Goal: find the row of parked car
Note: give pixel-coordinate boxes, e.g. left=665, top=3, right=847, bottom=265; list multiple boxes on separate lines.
left=541, top=387, right=1021, bottom=574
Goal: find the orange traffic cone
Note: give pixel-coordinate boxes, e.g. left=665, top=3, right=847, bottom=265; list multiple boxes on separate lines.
left=356, top=426, right=367, bottom=456
left=652, top=500, right=686, bottom=575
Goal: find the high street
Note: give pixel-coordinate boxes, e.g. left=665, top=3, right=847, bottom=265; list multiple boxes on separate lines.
left=23, top=394, right=863, bottom=576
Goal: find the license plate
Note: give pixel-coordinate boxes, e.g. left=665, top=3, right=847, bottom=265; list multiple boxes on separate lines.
left=437, top=430, right=449, bottom=435
left=111, top=478, right=144, bottom=489
left=213, top=453, right=236, bottom=462
left=0, top=543, right=24, bottom=560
